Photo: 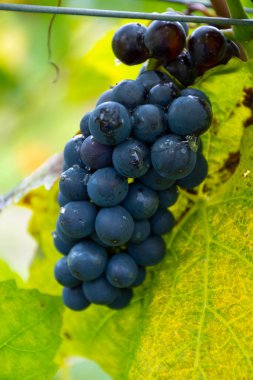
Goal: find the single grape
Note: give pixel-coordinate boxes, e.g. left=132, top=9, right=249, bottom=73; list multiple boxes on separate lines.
left=67, top=240, right=108, bottom=282
left=80, top=135, right=113, bottom=170
left=108, top=288, right=133, bottom=309
left=139, top=167, right=175, bottom=191
left=63, top=135, right=85, bottom=169
left=131, top=266, right=146, bottom=287
left=150, top=208, right=175, bottom=235
left=218, top=39, right=241, bottom=65
left=163, top=11, right=189, bottom=36
left=158, top=185, right=179, bottom=208
left=59, top=201, right=97, bottom=238
left=89, top=101, right=132, bottom=145
left=112, top=23, right=150, bottom=65
left=83, top=275, right=120, bottom=305
left=55, top=219, right=80, bottom=244
left=188, top=26, right=227, bottom=68
left=57, top=192, right=70, bottom=207
left=53, top=234, right=74, bottom=255
left=59, top=166, right=89, bottom=201
left=90, top=231, right=110, bottom=248
left=53, top=220, right=80, bottom=255
left=129, top=219, right=151, bottom=244
left=80, top=112, right=91, bottom=138
left=112, top=138, right=150, bottom=178
left=106, top=253, right=138, bottom=288
left=148, top=82, right=180, bottom=108
left=62, top=286, right=90, bottom=311
left=95, top=206, right=134, bottom=247
left=96, top=89, right=112, bottom=106
left=177, top=153, right=208, bottom=189
left=128, top=235, right=166, bottom=266
left=132, top=104, right=166, bottom=143
left=54, top=257, right=82, bottom=288
left=122, top=182, right=159, bottom=220
left=168, top=95, right=213, bottom=136
left=136, top=70, right=172, bottom=92
left=144, top=20, right=186, bottom=62
left=87, top=167, right=128, bottom=207
left=164, top=51, right=197, bottom=87
left=151, top=134, right=197, bottom=180
left=111, top=80, right=146, bottom=109
left=180, top=88, right=211, bottom=105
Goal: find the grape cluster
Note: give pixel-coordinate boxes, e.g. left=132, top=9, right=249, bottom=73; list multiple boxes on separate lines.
left=112, top=19, right=240, bottom=85
left=53, top=16, right=237, bottom=312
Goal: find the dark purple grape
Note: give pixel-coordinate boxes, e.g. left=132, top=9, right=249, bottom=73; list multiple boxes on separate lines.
left=128, top=235, right=166, bottom=267
left=158, top=185, right=179, bottom=208
left=177, top=153, right=208, bottom=189
left=62, top=286, right=90, bottom=311
left=218, top=40, right=241, bottom=65
left=188, top=26, right=227, bottom=68
left=136, top=70, right=172, bottom=93
left=180, top=88, right=211, bottom=105
left=139, top=167, right=175, bottom=191
left=80, top=112, right=91, bottom=138
left=108, top=288, right=133, bottom=309
left=89, top=101, right=132, bottom=146
left=131, top=266, right=146, bottom=287
left=164, top=51, right=197, bottom=87
left=111, top=80, right=145, bottom=109
left=96, top=89, right=112, bottom=106
left=63, top=135, right=85, bottom=169
left=144, top=21, right=186, bottom=63
left=168, top=95, right=213, bottom=136
left=151, top=135, right=197, bottom=180
left=163, top=11, right=189, bottom=36
left=112, top=23, right=150, bottom=65
left=148, top=82, right=180, bottom=108
left=150, top=208, right=175, bottom=235
left=132, top=104, right=166, bottom=143
left=80, top=135, right=113, bottom=170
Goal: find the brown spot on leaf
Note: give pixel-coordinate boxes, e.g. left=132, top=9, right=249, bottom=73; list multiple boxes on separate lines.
left=63, top=331, right=72, bottom=340
left=176, top=204, right=192, bottom=225
left=219, top=151, right=240, bottom=175
left=243, top=88, right=253, bottom=128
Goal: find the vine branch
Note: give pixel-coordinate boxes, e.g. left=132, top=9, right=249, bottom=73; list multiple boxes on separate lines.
left=0, top=3, right=252, bottom=26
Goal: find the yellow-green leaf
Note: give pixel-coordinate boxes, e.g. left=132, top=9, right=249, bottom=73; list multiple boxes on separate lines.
left=0, top=280, right=63, bottom=380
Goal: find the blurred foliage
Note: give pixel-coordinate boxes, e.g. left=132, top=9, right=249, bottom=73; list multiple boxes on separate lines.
left=0, top=0, right=180, bottom=193
left=0, top=280, right=63, bottom=380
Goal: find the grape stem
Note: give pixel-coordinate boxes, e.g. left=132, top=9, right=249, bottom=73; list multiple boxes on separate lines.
left=211, top=0, right=230, bottom=18
left=225, top=0, right=253, bottom=59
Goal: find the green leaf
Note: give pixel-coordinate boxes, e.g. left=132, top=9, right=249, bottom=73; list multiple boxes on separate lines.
left=20, top=183, right=63, bottom=296
left=0, top=280, right=63, bottom=380
left=22, top=58, right=253, bottom=379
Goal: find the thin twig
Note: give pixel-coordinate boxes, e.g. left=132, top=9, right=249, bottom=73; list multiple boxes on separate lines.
left=184, top=3, right=213, bottom=17
left=47, top=0, right=62, bottom=83
left=0, top=3, right=253, bottom=26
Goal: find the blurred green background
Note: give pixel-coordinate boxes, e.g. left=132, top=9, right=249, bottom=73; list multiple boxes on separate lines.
left=0, top=0, right=185, bottom=194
